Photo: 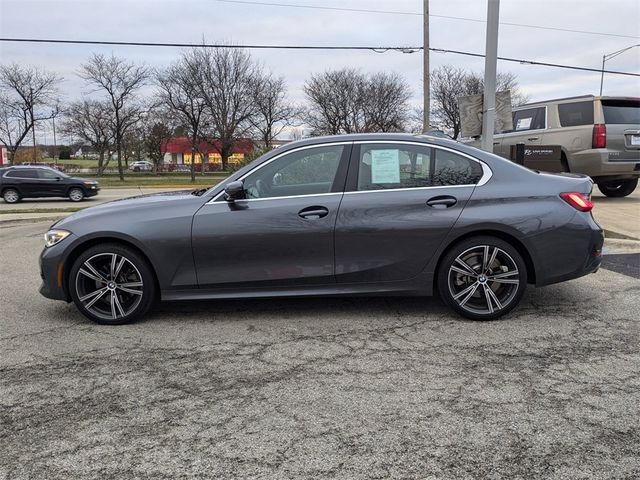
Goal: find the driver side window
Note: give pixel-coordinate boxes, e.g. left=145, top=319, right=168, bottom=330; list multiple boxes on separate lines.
left=243, top=145, right=344, bottom=199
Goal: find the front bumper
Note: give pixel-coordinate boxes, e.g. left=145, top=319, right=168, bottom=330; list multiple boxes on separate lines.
left=39, top=236, right=75, bottom=302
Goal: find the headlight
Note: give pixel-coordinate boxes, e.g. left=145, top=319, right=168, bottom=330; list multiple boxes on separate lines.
left=44, top=229, right=71, bottom=248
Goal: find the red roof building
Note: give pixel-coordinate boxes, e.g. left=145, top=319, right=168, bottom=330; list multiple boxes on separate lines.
left=162, top=137, right=254, bottom=166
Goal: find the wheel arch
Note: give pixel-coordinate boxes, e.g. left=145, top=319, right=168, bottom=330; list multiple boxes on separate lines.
left=433, top=229, right=537, bottom=287
left=62, top=236, right=161, bottom=300
left=1, top=185, right=22, bottom=196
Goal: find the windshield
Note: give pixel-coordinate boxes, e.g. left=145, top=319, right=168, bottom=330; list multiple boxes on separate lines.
left=602, top=99, right=640, bottom=124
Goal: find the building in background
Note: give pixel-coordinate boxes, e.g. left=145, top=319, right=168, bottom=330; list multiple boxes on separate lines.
left=162, top=138, right=254, bottom=169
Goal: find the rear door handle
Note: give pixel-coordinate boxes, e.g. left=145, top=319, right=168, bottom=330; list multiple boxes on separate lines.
left=298, top=206, right=329, bottom=219
left=426, top=196, right=457, bottom=209
left=527, top=137, right=539, bottom=141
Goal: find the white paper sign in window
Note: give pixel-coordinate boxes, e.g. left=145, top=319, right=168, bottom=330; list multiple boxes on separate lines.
left=371, top=149, right=400, bottom=183
left=516, top=117, right=532, bottom=130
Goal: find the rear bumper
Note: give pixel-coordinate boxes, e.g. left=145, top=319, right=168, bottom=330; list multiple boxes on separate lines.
left=570, top=149, right=640, bottom=178
left=534, top=212, right=604, bottom=287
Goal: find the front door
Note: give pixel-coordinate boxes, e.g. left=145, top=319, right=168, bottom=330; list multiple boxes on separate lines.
left=334, top=142, right=484, bottom=283
left=36, top=168, right=67, bottom=197
left=192, top=143, right=351, bottom=288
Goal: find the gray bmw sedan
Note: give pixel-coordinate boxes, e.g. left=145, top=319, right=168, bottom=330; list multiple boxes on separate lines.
left=39, top=133, right=603, bottom=324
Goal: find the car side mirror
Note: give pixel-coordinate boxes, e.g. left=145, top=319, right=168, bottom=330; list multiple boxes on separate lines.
left=224, top=180, right=246, bottom=201
left=55, top=176, right=61, bottom=181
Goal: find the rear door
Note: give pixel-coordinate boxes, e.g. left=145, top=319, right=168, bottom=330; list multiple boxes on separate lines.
left=4, top=168, right=39, bottom=196
left=499, top=106, right=546, bottom=157
left=334, top=142, right=486, bottom=283
left=600, top=99, right=640, bottom=161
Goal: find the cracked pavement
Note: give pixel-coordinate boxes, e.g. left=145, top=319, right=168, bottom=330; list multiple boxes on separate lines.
left=1, top=221, right=639, bottom=479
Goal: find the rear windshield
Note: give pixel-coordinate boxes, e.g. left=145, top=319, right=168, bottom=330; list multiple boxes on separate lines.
left=602, top=99, right=640, bottom=124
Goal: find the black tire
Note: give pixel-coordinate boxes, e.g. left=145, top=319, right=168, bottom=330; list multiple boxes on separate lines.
left=437, top=236, right=528, bottom=321
left=68, top=187, right=85, bottom=202
left=2, top=188, right=20, bottom=204
left=69, top=243, right=157, bottom=325
left=134, top=167, right=140, bottom=172
left=597, top=178, right=638, bottom=198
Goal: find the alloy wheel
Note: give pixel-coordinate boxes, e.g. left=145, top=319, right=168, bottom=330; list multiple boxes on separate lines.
left=69, top=188, right=84, bottom=202
left=447, top=245, right=520, bottom=315
left=74, top=253, right=144, bottom=321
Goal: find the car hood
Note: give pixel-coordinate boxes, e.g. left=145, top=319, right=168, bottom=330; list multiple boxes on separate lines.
left=53, top=189, right=204, bottom=227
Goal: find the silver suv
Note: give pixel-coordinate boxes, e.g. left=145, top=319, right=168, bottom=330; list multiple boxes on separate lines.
left=491, top=95, right=640, bottom=197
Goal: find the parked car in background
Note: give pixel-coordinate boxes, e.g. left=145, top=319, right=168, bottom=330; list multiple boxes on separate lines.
left=39, top=133, right=603, bottom=324
left=488, top=95, right=640, bottom=197
left=129, top=160, right=153, bottom=172
left=0, top=166, right=99, bottom=203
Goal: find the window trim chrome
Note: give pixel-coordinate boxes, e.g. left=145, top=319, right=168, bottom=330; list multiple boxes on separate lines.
left=206, top=139, right=492, bottom=204
left=207, top=141, right=352, bottom=204
left=351, top=140, right=492, bottom=189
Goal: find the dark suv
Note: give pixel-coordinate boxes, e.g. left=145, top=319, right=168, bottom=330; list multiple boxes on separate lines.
left=0, top=166, right=100, bottom=203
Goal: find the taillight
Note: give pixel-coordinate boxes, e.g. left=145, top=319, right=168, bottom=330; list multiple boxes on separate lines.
left=560, top=192, right=593, bottom=212
left=592, top=123, right=606, bottom=149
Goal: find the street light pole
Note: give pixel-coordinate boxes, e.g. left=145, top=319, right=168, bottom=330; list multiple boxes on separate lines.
left=422, top=0, right=430, bottom=133
left=599, top=43, right=640, bottom=96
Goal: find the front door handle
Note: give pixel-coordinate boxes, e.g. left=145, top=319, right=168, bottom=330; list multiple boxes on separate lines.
left=426, top=196, right=457, bottom=209
left=298, top=206, right=329, bottom=219
left=527, top=136, right=539, bottom=141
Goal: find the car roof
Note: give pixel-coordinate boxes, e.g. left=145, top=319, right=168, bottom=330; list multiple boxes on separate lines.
left=279, top=132, right=463, bottom=151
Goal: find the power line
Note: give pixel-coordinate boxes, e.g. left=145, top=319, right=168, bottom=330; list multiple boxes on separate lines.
left=214, top=0, right=640, bottom=40
left=1, top=37, right=639, bottom=78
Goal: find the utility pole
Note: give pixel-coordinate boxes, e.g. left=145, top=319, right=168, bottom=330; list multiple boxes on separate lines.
left=481, top=0, right=500, bottom=152
left=422, top=0, right=430, bottom=133
left=52, top=111, right=57, bottom=161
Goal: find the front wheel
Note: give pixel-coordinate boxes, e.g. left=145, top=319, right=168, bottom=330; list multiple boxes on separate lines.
left=437, top=236, right=528, bottom=320
left=597, top=178, right=638, bottom=198
left=68, top=187, right=85, bottom=202
left=69, top=244, right=157, bottom=324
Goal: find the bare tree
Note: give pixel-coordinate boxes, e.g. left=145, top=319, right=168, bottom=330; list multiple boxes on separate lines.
left=155, top=49, right=207, bottom=182
left=194, top=47, right=259, bottom=170
left=0, top=64, right=61, bottom=164
left=60, top=99, right=113, bottom=173
left=430, top=65, right=530, bottom=139
left=144, top=120, right=172, bottom=174
left=80, top=54, right=149, bottom=180
left=250, top=72, right=298, bottom=149
left=303, top=68, right=411, bottom=135
left=360, top=72, right=412, bottom=132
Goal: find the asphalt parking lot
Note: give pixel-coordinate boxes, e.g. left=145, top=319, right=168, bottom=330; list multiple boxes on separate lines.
left=1, top=220, right=639, bottom=479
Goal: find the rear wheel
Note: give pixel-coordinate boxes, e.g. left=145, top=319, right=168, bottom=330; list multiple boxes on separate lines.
left=3, top=188, right=20, bottom=203
left=68, top=187, right=85, bottom=202
left=597, top=178, right=638, bottom=198
left=437, top=236, right=528, bottom=320
left=69, top=244, right=156, bottom=325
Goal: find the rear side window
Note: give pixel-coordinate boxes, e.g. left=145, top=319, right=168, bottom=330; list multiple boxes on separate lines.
left=558, top=101, right=594, bottom=127
left=5, top=169, right=38, bottom=178
left=433, top=149, right=483, bottom=186
left=356, top=144, right=482, bottom=190
left=602, top=100, right=640, bottom=124
left=512, top=107, right=546, bottom=131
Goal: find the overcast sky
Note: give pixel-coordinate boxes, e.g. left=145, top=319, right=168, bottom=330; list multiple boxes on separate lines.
left=1, top=0, right=639, bottom=138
